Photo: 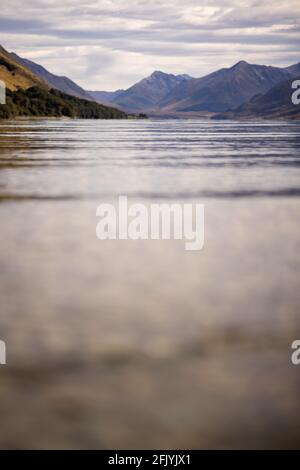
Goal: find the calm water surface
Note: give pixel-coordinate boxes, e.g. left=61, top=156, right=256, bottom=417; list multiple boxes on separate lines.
left=0, top=119, right=300, bottom=448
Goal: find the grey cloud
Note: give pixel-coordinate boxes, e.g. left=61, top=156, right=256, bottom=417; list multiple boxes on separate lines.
left=1, top=0, right=299, bottom=89
left=0, top=17, right=49, bottom=32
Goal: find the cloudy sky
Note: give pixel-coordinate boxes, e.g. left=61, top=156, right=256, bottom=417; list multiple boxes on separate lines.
left=1, top=0, right=299, bottom=90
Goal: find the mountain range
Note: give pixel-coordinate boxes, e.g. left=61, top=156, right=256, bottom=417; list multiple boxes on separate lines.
left=90, top=61, right=300, bottom=117
left=157, top=61, right=292, bottom=113
left=94, top=71, right=193, bottom=112
left=0, top=42, right=299, bottom=120
left=88, top=61, right=300, bottom=119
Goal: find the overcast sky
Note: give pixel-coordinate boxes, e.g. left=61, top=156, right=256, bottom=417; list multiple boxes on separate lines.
left=1, top=0, right=299, bottom=90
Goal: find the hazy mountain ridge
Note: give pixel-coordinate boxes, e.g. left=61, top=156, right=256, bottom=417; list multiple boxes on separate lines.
left=87, top=89, right=125, bottom=104
left=11, top=53, right=93, bottom=101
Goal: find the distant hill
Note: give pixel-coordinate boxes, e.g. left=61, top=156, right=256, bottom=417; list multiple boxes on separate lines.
left=11, top=53, right=93, bottom=101
left=0, top=45, right=47, bottom=91
left=0, top=45, right=128, bottom=120
left=158, top=61, right=292, bottom=113
left=109, top=71, right=193, bottom=112
left=213, top=77, right=300, bottom=120
left=87, top=89, right=125, bottom=104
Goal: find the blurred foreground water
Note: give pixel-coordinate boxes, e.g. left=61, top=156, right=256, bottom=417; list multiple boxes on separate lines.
left=0, top=119, right=300, bottom=448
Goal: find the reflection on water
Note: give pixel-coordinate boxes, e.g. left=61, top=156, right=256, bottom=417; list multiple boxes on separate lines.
left=0, top=119, right=300, bottom=449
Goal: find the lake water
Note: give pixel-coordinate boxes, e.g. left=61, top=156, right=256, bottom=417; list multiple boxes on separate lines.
left=0, top=118, right=300, bottom=448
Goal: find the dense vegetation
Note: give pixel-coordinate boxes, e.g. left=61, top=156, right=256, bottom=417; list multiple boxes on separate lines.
left=0, top=86, right=128, bottom=119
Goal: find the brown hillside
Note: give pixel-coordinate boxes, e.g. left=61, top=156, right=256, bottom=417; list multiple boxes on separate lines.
left=0, top=45, right=47, bottom=91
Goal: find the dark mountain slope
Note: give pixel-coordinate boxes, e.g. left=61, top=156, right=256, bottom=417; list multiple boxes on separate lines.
left=213, top=77, right=300, bottom=120
left=159, top=61, right=292, bottom=113
left=285, top=62, right=300, bottom=77
left=111, top=71, right=193, bottom=112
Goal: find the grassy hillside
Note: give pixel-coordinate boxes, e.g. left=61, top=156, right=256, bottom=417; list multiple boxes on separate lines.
left=0, top=45, right=46, bottom=91
left=0, top=86, right=128, bottom=119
